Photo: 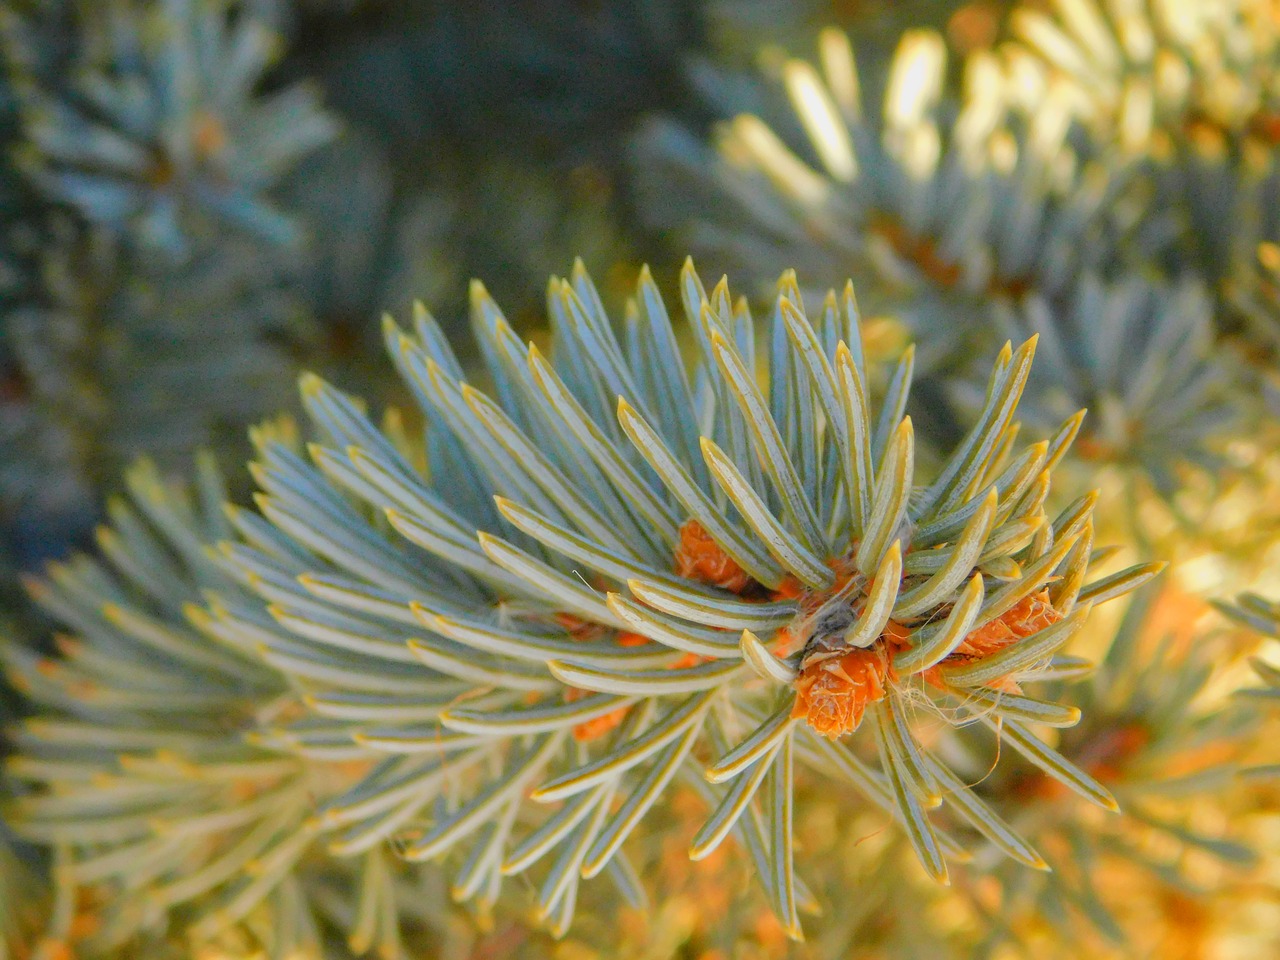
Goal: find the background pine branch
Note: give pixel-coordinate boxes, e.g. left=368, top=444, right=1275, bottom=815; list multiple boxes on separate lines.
left=2, top=1, right=1279, bottom=958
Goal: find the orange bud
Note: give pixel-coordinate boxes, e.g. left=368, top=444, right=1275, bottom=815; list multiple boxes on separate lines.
left=674, top=519, right=755, bottom=594
left=792, top=643, right=894, bottom=738
left=951, top=589, right=1061, bottom=659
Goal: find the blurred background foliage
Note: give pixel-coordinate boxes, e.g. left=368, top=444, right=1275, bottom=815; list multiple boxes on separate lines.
left=1, top=1, right=1279, bottom=959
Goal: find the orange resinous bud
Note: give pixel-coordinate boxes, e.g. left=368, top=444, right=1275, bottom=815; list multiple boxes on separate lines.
left=565, top=628, right=695, bottom=741
left=675, top=519, right=755, bottom=594
left=565, top=685, right=632, bottom=742
left=791, top=636, right=900, bottom=738
left=923, top=589, right=1063, bottom=693
left=952, top=589, right=1062, bottom=659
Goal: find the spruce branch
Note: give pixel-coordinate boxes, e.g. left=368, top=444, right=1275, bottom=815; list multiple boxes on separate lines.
left=1216, top=591, right=1280, bottom=719
left=1, top=0, right=338, bottom=256
left=633, top=24, right=1244, bottom=493
left=1, top=452, right=409, bottom=958
left=963, top=585, right=1264, bottom=949
left=1004, top=0, right=1280, bottom=334
left=222, top=259, right=1161, bottom=939
left=986, top=270, right=1237, bottom=494
left=0, top=223, right=315, bottom=570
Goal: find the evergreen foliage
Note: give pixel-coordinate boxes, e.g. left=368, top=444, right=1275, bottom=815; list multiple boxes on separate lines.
left=1, top=225, right=313, bottom=559
left=632, top=19, right=1258, bottom=494
left=987, top=271, right=1236, bottom=493
left=1, top=1, right=1278, bottom=958
left=1001, top=0, right=1280, bottom=343
left=4, top=0, right=336, bottom=255
left=964, top=586, right=1260, bottom=952
left=0, top=0, right=335, bottom=570
left=1218, top=592, right=1280, bottom=752
left=2, top=452, right=426, bottom=958
left=3, top=259, right=1175, bottom=951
